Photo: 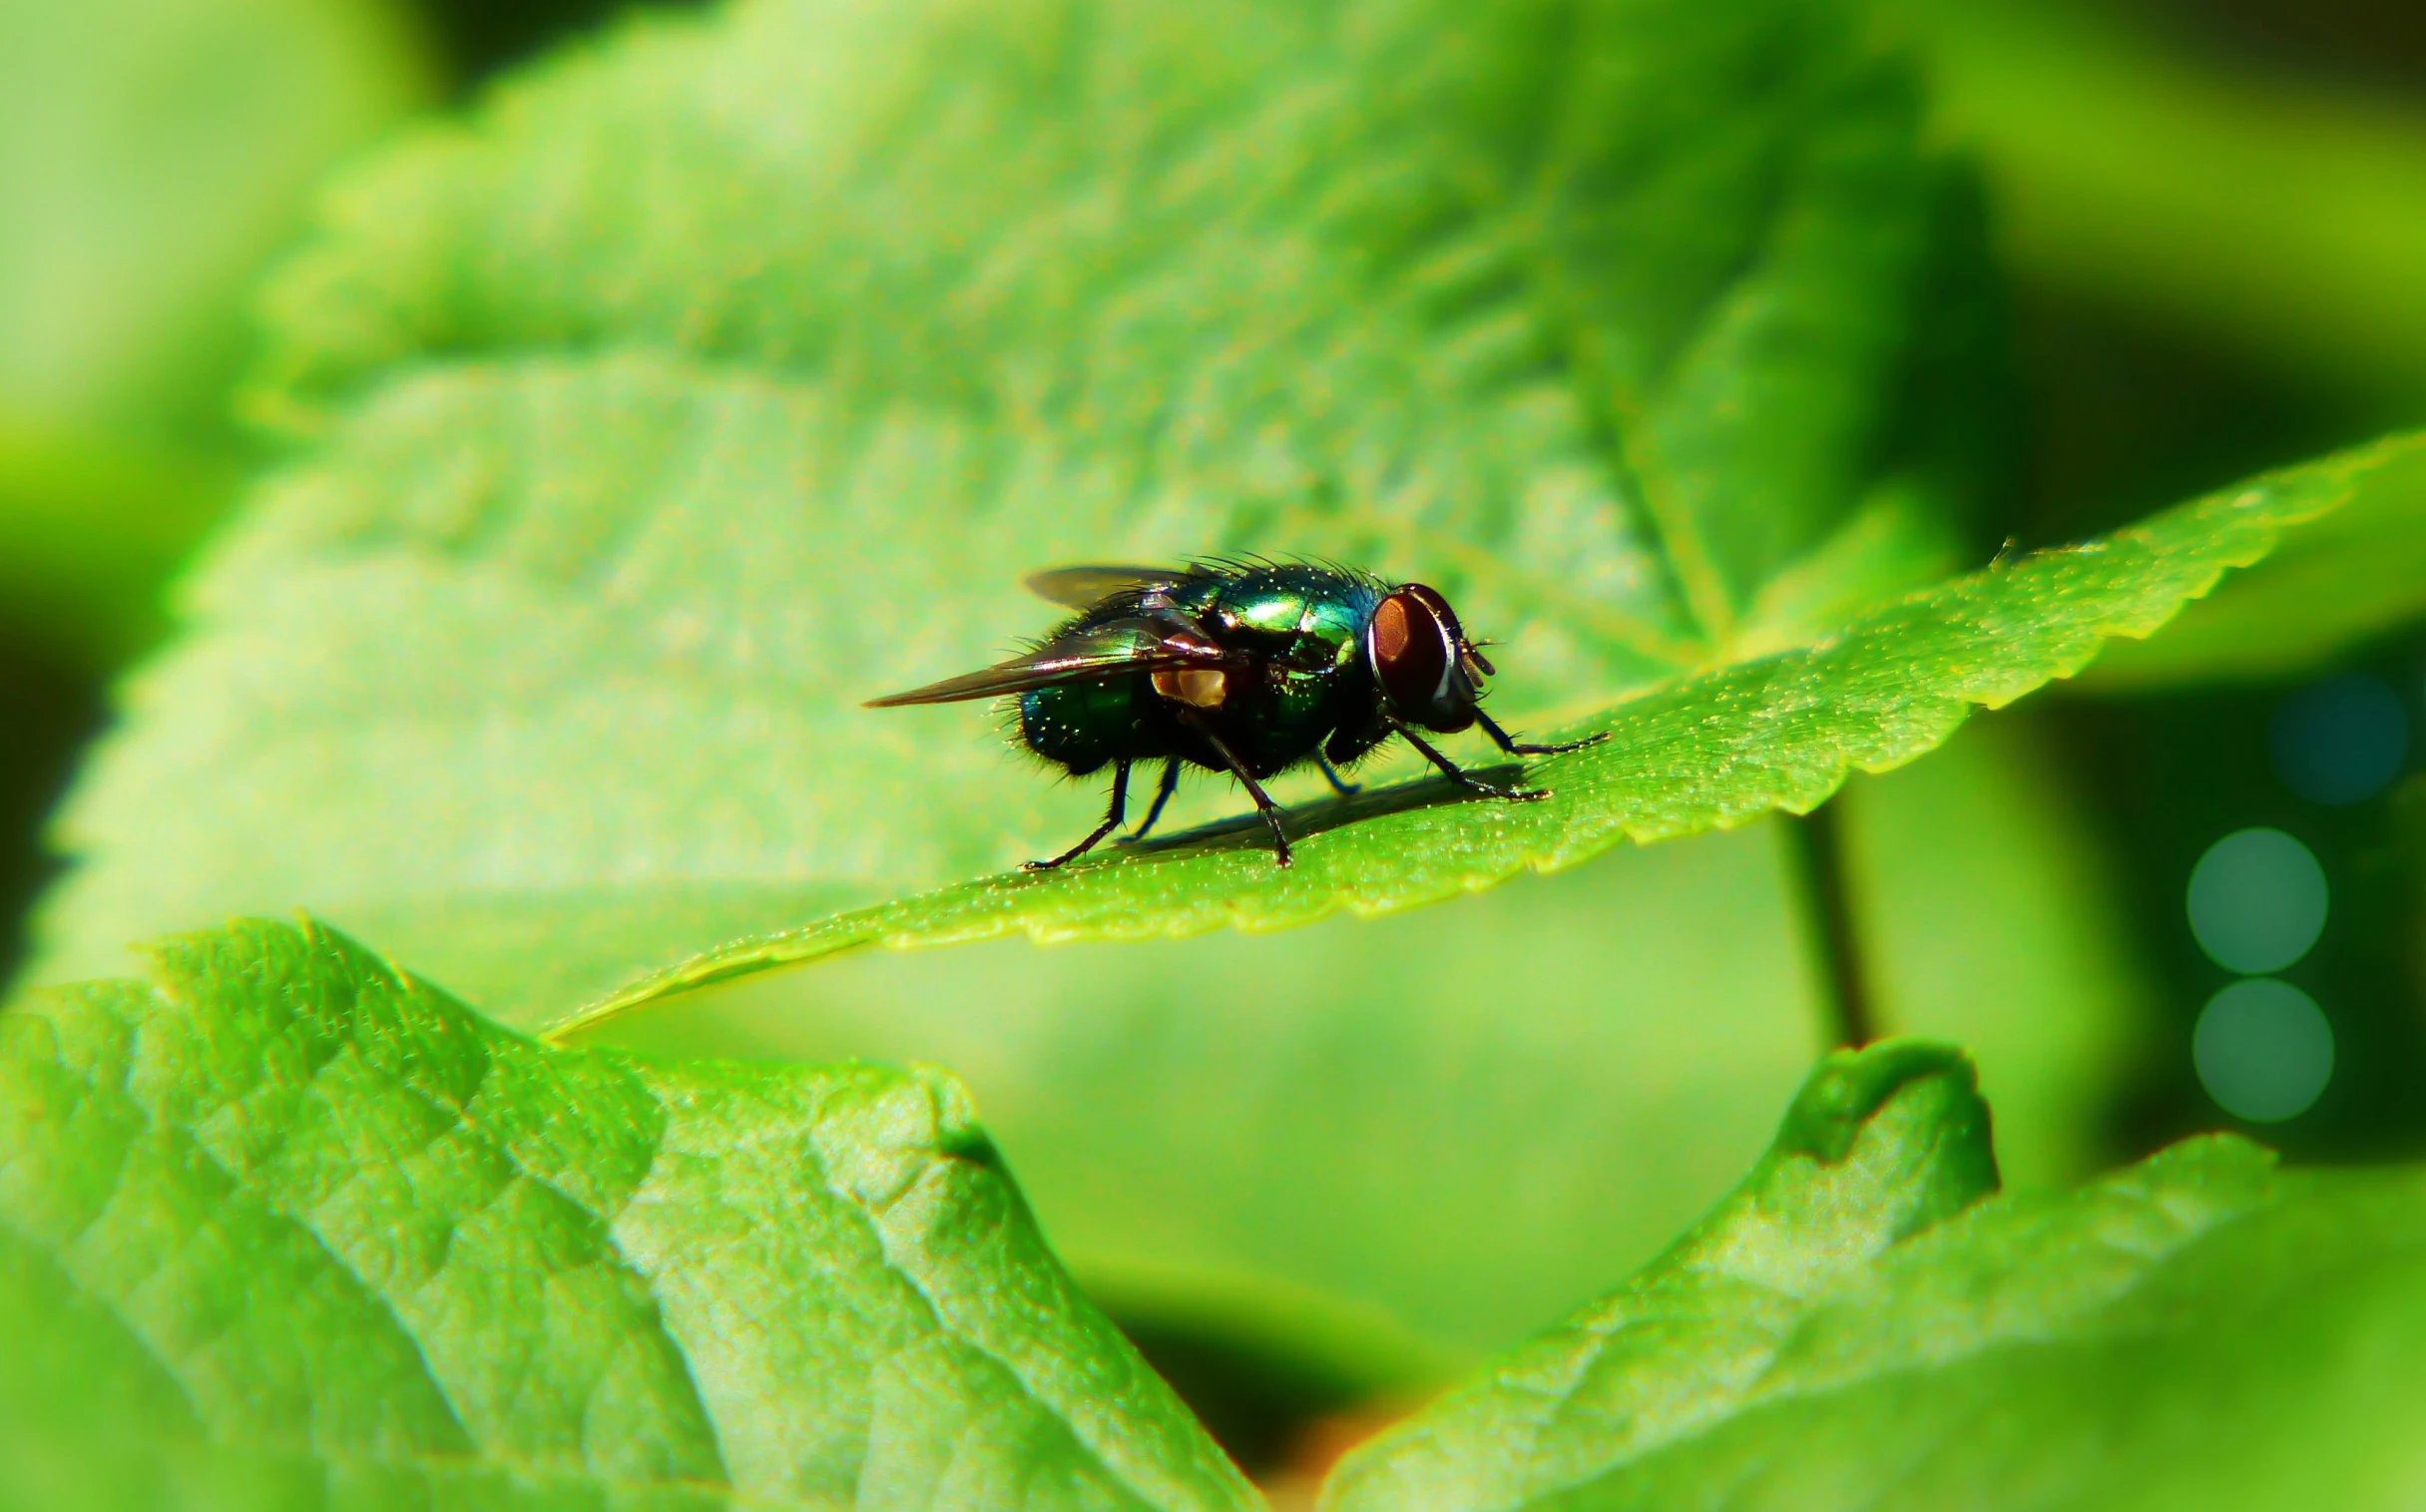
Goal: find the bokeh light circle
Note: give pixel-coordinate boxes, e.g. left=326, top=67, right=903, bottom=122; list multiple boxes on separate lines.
left=2186, top=827, right=2327, bottom=973
left=2193, top=979, right=2334, bottom=1123
left=2268, top=673, right=2408, bottom=804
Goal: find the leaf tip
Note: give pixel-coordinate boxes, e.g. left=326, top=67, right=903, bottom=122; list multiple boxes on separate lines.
left=1762, top=1037, right=2001, bottom=1244
left=1777, top=1040, right=1980, bottom=1157
left=908, top=1061, right=1005, bottom=1172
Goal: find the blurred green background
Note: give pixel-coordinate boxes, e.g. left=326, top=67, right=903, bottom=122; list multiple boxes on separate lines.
left=6, top=0, right=2426, bottom=1483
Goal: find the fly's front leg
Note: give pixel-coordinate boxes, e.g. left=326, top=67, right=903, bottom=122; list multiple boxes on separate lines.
left=1179, top=711, right=1293, bottom=867
left=1125, top=758, right=1182, bottom=842
left=1027, top=758, right=1131, bottom=870
left=1474, top=709, right=1609, bottom=757
left=1391, top=718, right=1545, bottom=801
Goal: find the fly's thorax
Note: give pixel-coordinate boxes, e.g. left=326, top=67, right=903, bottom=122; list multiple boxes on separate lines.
left=1299, top=594, right=1370, bottom=670
left=1259, top=661, right=1335, bottom=726
left=1204, top=567, right=1380, bottom=673
left=1205, top=586, right=1314, bottom=673
left=1220, top=586, right=1309, bottom=636
left=1185, top=663, right=1358, bottom=778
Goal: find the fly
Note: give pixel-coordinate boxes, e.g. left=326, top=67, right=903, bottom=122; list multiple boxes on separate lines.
left=867, top=562, right=1607, bottom=868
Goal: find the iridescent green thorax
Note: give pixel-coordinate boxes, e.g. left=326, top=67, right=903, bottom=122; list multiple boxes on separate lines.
left=1163, top=564, right=1385, bottom=673
left=1018, top=562, right=1389, bottom=779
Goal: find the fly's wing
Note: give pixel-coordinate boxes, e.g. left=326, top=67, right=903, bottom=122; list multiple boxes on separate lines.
left=864, top=618, right=1223, bottom=707
left=1023, top=564, right=1204, bottom=609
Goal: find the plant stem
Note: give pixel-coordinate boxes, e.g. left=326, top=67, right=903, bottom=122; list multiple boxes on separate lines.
left=1784, top=797, right=1878, bottom=1048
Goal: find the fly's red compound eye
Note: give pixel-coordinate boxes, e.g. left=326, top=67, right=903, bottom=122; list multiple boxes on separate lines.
left=1400, top=583, right=1463, bottom=645
left=1369, top=583, right=1478, bottom=732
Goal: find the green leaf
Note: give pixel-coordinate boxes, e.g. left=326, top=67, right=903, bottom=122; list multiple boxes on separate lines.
left=586, top=708, right=2151, bottom=1365
left=1321, top=1041, right=2426, bottom=1512
left=0, top=0, right=432, bottom=668
left=33, top=0, right=1988, bottom=1013
left=0, top=918, right=1255, bottom=1512
left=2078, top=437, right=2426, bottom=690
left=576, top=434, right=2415, bottom=1027
left=1827, top=709, right=2152, bottom=1189
left=597, top=817, right=1825, bottom=1372
left=23, top=0, right=2181, bottom=1374
left=1875, top=0, right=2426, bottom=391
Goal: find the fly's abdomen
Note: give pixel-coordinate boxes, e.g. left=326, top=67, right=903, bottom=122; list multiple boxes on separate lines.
left=1019, top=678, right=1142, bottom=774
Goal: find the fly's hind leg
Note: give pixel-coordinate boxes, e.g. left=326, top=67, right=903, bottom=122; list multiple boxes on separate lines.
left=1125, top=758, right=1183, bottom=842
left=1179, top=712, right=1293, bottom=867
left=1027, top=758, right=1131, bottom=871
left=1474, top=709, right=1608, bottom=757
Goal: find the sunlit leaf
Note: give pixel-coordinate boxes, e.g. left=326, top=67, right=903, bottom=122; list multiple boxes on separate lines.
left=0, top=918, right=1255, bottom=1512
left=1322, top=1040, right=2426, bottom=1512
left=2080, top=438, right=2426, bottom=689
left=580, top=435, right=2416, bottom=1026
left=33, top=0, right=1990, bottom=1012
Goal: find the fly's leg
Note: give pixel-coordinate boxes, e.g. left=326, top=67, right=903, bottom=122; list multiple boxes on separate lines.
left=1475, top=709, right=1609, bottom=757
left=1026, top=758, right=1131, bottom=871
left=1391, top=717, right=1546, bottom=801
left=1125, top=758, right=1183, bottom=842
left=1180, top=712, right=1293, bottom=867
left=1314, top=752, right=1362, bottom=799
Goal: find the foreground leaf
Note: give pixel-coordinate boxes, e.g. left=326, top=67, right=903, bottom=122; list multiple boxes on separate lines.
left=578, top=434, right=2418, bottom=1026
left=34, top=0, right=1990, bottom=1012
left=0, top=919, right=1254, bottom=1512
left=1322, top=1041, right=2426, bottom=1512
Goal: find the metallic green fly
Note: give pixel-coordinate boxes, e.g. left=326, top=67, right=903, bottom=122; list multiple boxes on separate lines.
left=868, top=561, right=1606, bottom=868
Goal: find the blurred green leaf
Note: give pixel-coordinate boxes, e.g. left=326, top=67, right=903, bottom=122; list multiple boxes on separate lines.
left=1875, top=0, right=2426, bottom=394
left=2080, top=439, right=2426, bottom=689
left=0, top=917, right=1254, bottom=1512
left=581, top=435, right=2416, bottom=1026
left=1832, top=708, right=2152, bottom=1187
left=586, top=708, right=2147, bottom=1367
left=0, top=0, right=433, bottom=669
left=33, top=0, right=1986, bottom=1010
left=1322, top=1041, right=2426, bottom=1512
